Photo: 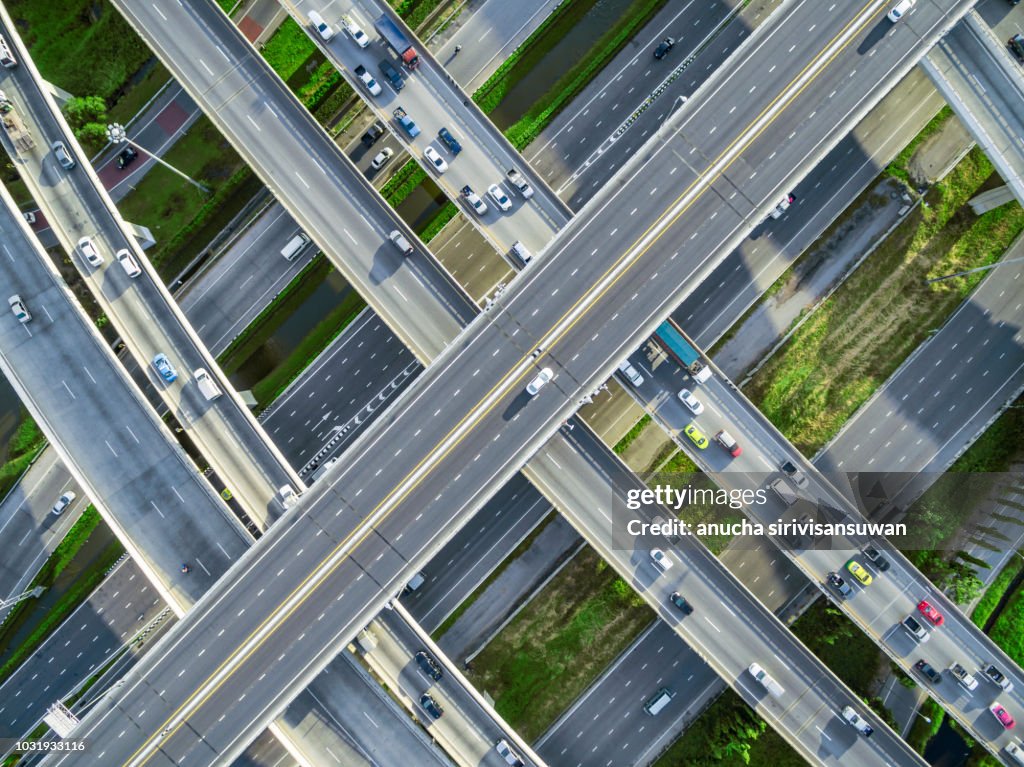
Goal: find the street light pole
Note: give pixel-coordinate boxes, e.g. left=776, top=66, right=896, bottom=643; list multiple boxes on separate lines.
left=925, top=254, right=1024, bottom=284
left=106, top=123, right=211, bottom=195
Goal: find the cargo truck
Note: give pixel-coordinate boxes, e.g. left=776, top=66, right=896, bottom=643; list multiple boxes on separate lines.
left=374, top=14, right=419, bottom=69
left=0, top=97, right=33, bottom=152
left=653, top=320, right=712, bottom=383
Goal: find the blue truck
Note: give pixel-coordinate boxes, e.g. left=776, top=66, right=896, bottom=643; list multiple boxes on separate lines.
left=392, top=107, right=420, bottom=137
left=374, top=14, right=420, bottom=69
left=653, top=320, right=712, bottom=383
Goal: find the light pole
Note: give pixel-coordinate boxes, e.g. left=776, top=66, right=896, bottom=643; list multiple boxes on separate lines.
left=925, top=254, right=1024, bottom=284
left=106, top=123, right=210, bottom=194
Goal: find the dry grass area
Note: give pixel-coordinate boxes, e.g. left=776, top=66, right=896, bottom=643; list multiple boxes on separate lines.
left=745, top=148, right=1024, bottom=454
left=468, top=547, right=654, bottom=741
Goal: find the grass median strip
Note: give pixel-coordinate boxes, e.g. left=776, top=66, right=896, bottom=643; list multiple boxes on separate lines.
left=745, top=147, right=1024, bottom=455
left=0, top=417, right=46, bottom=502
left=468, top=546, right=654, bottom=741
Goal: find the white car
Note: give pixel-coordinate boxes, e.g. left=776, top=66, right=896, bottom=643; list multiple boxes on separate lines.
left=51, top=490, right=76, bottom=516
left=424, top=146, right=448, bottom=173
left=887, top=0, right=915, bottom=22
left=650, top=548, right=673, bottom=572
left=8, top=294, right=30, bottom=324
left=677, top=388, right=703, bottom=415
left=342, top=15, right=370, bottom=48
left=355, top=65, right=382, bottom=97
left=526, top=367, right=553, bottom=396
left=617, top=360, right=643, bottom=386
left=487, top=183, right=512, bottom=212
left=308, top=10, right=334, bottom=41
left=841, top=706, right=874, bottom=737
left=371, top=147, right=394, bottom=170
left=77, top=236, right=103, bottom=268
left=461, top=185, right=488, bottom=216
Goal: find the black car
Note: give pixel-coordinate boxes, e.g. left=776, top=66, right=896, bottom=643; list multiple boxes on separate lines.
left=669, top=592, right=693, bottom=614
left=420, top=692, right=444, bottom=719
left=864, top=546, right=891, bottom=572
left=438, top=127, right=462, bottom=155
left=116, top=146, right=138, bottom=169
left=827, top=572, right=852, bottom=597
left=653, top=37, right=675, bottom=60
left=378, top=59, right=405, bottom=91
left=361, top=120, right=386, bottom=148
left=415, top=650, right=443, bottom=680
left=914, top=659, right=942, bottom=685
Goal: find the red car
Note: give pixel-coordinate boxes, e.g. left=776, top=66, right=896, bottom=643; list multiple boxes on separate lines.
left=917, top=600, right=944, bottom=626
left=990, top=701, right=1016, bottom=729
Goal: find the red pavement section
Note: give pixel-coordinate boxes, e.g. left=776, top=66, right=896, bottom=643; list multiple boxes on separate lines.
left=238, top=16, right=264, bottom=43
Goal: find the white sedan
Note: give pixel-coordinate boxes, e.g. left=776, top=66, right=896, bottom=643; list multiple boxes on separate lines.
left=487, top=183, right=512, bottom=212
left=342, top=16, right=370, bottom=47
left=424, top=146, right=448, bottom=173
left=677, top=388, right=704, bottom=415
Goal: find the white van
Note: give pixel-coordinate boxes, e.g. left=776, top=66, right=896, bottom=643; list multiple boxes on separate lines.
left=644, top=687, right=675, bottom=715
left=495, top=739, right=524, bottom=766
left=388, top=230, right=413, bottom=255
left=0, top=35, right=16, bottom=68
left=116, top=249, right=141, bottom=278
left=748, top=663, right=785, bottom=698
left=308, top=11, right=335, bottom=41
left=769, top=478, right=798, bottom=506
left=281, top=232, right=310, bottom=261
left=194, top=368, right=222, bottom=401
left=510, top=240, right=532, bottom=265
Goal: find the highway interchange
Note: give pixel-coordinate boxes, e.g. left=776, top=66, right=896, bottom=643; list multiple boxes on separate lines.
left=0, top=0, right=1015, bottom=761
left=41, top=2, right=1015, bottom=761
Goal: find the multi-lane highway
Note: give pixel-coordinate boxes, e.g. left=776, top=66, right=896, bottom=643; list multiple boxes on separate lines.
left=0, top=8, right=298, bottom=528
left=47, top=4, right=989, bottom=765
left=288, top=0, right=570, bottom=253
left=109, top=0, right=476, bottom=362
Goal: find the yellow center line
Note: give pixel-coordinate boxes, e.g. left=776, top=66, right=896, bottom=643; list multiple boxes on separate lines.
left=125, top=2, right=885, bottom=763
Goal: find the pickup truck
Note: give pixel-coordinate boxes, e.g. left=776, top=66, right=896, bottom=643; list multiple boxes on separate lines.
left=506, top=168, right=534, bottom=199
left=354, top=65, right=382, bottom=97
left=949, top=663, right=979, bottom=691
left=393, top=107, right=420, bottom=137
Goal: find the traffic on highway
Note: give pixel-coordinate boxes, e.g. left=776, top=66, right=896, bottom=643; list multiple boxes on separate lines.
left=0, top=1, right=1021, bottom=767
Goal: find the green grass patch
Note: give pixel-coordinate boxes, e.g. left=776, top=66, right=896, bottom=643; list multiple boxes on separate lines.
left=469, top=546, right=654, bottom=741
left=972, top=552, right=1024, bottom=630
left=107, top=62, right=173, bottom=126
left=613, top=414, right=651, bottom=454
left=0, top=508, right=124, bottom=685
left=260, top=17, right=317, bottom=81
left=434, top=513, right=560, bottom=640
left=0, top=417, right=46, bottom=503
left=986, top=574, right=1024, bottom=667
left=250, top=291, right=366, bottom=409
left=217, top=255, right=368, bottom=410
left=950, top=394, right=1024, bottom=475
left=791, top=598, right=883, bottom=694
left=420, top=201, right=459, bottom=242
left=885, top=106, right=954, bottom=184
left=381, top=160, right=429, bottom=206
left=116, top=119, right=249, bottom=277
left=653, top=689, right=797, bottom=767
left=906, top=698, right=945, bottom=755
left=474, top=0, right=669, bottom=149
left=6, top=0, right=152, bottom=103
left=395, top=0, right=447, bottom=30
left=745, top=148, right=1024, bottom=455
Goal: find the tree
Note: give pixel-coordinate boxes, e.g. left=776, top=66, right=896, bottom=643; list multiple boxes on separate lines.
left=62, top=96, right=109, bottom=155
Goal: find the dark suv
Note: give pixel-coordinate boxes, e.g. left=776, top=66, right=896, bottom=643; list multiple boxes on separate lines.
left=361, top=120, right=386, bottom=148
left=438, top=127, right=462, bottom=155
left=415, top=650, right=443, bottom=680
left=653, top=37, right=675, bottom=59
left=379, top=59, right=405, bottom=90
